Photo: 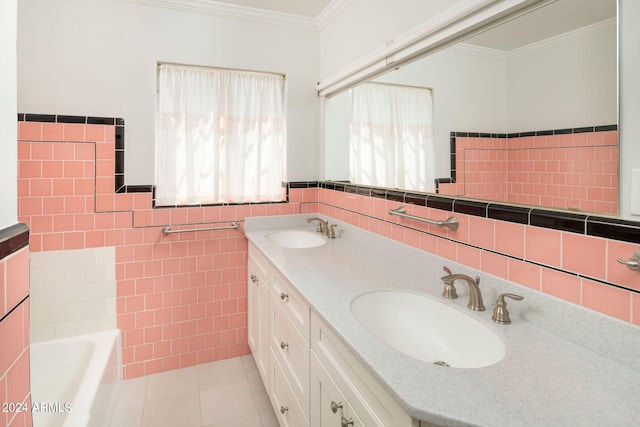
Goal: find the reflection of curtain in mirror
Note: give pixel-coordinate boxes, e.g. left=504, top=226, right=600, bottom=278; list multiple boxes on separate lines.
left=156, top=63, right=287, bottom=206
left=349, top=83, right=434, bottom=192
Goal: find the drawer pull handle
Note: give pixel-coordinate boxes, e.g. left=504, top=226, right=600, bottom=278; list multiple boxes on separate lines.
left=250, top=274, right=259, bottom=283
left=280, top=341, right=288, bottom=350
left=330, top=401, right=343, bottom=414
left=280, top=406, right=288, bottom=414
left=341, top=416, right=354, bottom=427
left=280, top=292, right=289, bottom=301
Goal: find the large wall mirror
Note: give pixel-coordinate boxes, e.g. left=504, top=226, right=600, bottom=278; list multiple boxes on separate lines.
left=323, top=0, right=618, bottom=216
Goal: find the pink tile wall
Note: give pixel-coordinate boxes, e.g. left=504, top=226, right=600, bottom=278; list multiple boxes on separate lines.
left=315, top=188, right=640, bottom=325
left=0, top=246, right=31, bottom=427
left=17, top=118, right=635, bottom=382
left=17, top=121, right=303, bottom=379
left=440, top=131, right=619, bottom=214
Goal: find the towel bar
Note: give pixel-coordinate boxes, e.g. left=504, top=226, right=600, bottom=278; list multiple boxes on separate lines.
left=388, top=206, right=458, bottom=231
left=162, top=221, right=240, bottom=235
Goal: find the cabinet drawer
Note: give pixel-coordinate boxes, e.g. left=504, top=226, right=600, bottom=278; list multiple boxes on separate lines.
left=271, top=268, right=310, bottom=341
left=270, top=348, right=310, bottom=427
left=311, top=312, right=413, bottom=427
left=249, top=243, right=270, bottom=279
left=271, top=293, right=310, bottom=416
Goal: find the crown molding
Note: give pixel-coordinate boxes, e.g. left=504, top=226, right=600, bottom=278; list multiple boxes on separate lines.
left=451, top=43, right=507, bottom=60
left=508, top=17, right=616, bottom=58
left=317, top=0, right=353, bottom=30
left=120, top=0, right=318, bottom=30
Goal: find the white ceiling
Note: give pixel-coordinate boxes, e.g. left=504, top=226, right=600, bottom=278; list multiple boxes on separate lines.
left=463, top=0, right=616, bottom=51
left=217, top=0, right=615, bottom=51
left=218, top=0, right=333, bottom=17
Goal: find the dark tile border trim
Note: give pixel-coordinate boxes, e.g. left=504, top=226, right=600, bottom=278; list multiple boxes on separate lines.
left=18, top=114, right=122, bottom=125
left=150, top=182, right=291, bottom=208
left=0, top=295, right=29, bottom=324
left=19, top=113, right=299, bottom=207
left=18, top=113, right=129, bottom=193
left=312, top=181, right=640, bottom=295
left=0, top=224, right=30, bottom=323
left=315, top=181, right=640, bottom=244
left=0, top=223, right=29, bottom=261
left=115, top=124, right=125, bottom=193
left=439, top=124, right=618, bottom=186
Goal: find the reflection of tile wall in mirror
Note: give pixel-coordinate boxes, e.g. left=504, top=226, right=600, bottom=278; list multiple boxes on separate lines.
left=324, top=0, right=618, bottom=216
left=439, top=126, right=618, bottom=214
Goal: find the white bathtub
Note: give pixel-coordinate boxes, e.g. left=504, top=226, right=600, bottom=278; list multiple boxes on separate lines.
left=30, top=330, right=121, bottom=427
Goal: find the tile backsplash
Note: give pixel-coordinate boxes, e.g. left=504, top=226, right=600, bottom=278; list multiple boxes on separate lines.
left=310, top=185, right=640, bottom=325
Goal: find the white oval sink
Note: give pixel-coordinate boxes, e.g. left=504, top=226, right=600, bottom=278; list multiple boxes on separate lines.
left=265, top=230, right=327, bottom=249
left=351, top=291, right=505, bottom=368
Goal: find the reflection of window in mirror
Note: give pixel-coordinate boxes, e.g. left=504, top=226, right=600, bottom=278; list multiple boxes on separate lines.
left=349, top=83, right=435, bottom=192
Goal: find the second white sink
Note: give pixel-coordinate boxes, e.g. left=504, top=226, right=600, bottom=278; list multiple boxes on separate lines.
left=351, top=290, right=505, bottom=368
left=265, top=230, right=327, bottom=248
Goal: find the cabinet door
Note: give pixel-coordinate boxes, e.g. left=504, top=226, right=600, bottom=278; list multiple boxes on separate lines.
left=247, top=258, right=269, bottom=384
left=311, top=353, right=366, bottom=427
left=247, top=260, right=260, bottom=355
left=258, top=272, right=270, bottom=384
left=271, top=349, right=310, bottom=427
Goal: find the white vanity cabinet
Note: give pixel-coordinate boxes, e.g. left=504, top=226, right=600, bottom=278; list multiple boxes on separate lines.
left=310, top=312, right=416, bottom=427
left=247, top=243, right=418, bottom=427
left=247, top=243, right=270, bottom=384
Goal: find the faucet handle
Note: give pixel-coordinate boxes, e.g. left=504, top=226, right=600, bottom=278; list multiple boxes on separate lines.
left=442, top=282, right=458, bottom=299
left=440, top=266, right=457, bottom=299
left=328, top=224, right=338, bottom=238
left=492, top=293, right=524, bottom=324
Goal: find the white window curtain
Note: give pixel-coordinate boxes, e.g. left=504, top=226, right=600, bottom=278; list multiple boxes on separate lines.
left=349, top=83, right=435, bottom=192
left=156, top=64, right=287, bottom=206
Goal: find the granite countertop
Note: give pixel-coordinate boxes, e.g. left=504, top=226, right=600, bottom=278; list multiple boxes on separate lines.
left=245, top=214, right=640, bottom=427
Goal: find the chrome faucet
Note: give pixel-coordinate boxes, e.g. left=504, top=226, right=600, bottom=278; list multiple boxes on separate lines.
left=440, top=266, right=485, bottom=311
left=306, top=217, right=337, bottom=238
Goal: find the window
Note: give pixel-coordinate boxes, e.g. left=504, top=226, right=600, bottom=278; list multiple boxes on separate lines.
left=349, top=82, right=435, bottom=192
left=155, top=63, right=287, bottom=206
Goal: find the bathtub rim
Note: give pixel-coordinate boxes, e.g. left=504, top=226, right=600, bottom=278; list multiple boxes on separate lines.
left=30, top=329, right=122, bottom=427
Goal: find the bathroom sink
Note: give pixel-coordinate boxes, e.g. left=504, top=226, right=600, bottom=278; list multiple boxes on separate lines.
left=265, top=230, right=327, bottom=248
left=351, top=291, right=505, bottom=368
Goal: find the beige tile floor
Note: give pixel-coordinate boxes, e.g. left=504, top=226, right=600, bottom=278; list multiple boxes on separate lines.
left=109, top=355, right=279, bottom=427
